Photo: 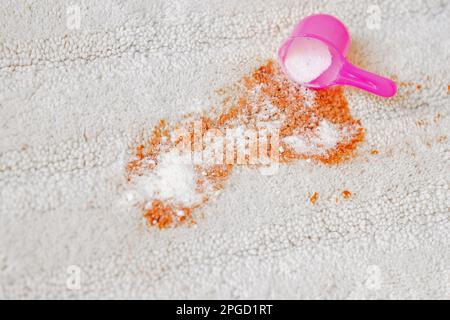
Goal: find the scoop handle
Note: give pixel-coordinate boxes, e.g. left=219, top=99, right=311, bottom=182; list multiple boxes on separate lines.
left=335, top=62, right=397, bottom=97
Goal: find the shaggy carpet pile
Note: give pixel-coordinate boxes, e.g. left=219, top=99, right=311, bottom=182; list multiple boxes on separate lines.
left=0, top=0, right=448, bottom=299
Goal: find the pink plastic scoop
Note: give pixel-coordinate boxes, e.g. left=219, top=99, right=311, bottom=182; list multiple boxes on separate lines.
left=278, top=14, right=397, bottom=97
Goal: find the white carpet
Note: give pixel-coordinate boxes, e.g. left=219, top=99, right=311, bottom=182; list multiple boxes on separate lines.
left=0, top=0, right=449, bottom=299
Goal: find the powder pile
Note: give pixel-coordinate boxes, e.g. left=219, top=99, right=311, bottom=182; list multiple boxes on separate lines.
left=126, top=60, right=364, bottom=228
left=283, top=120, right=356, bottom=156
left=134, top=150, right=203, bottom=207
left=284, top=37, right=332, bottom=84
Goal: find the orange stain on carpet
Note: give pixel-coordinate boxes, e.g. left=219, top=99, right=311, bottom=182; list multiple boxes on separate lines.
left=126, top=60, right=365, bottom=228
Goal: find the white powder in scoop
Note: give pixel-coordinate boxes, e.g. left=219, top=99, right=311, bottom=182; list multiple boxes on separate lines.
left=134, top=150, right=202, bottom=206
left=284, top=37, right=332, bottom=84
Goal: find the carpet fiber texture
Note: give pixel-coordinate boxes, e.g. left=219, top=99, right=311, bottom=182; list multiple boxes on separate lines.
left=0, top=0, right=449, bottom=299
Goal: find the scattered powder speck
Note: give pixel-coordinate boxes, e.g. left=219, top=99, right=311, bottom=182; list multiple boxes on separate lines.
left=399, top=81, right=424, bottom=95
left=283, top=120, right=359, bottom=156
left=126, top=60, right=364, bottom=228
left=309, top=192, right=318, bottom=204
left=434, top=113, right=441, bottom=124
left=342, top=190, right=352, bottom=199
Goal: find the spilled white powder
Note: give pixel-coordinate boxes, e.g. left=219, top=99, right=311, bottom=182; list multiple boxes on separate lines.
left=315, top=120, right=340, bottom=149
left=283, top=135, right=310, bottom=154
left=283, top=120, right=341, bottom=155
left=300, top=86, right=317, bottom=108
left=284, top=37, right=332, bottom=84
left=134, top=150, right=202, bottom=206
left=248, top=85, right=286, bottom=130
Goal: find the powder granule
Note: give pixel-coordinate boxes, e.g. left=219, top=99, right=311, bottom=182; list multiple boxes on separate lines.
left=342, top=190, right=352, bottom=199
left=310, top=192, right=319, bottom=204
